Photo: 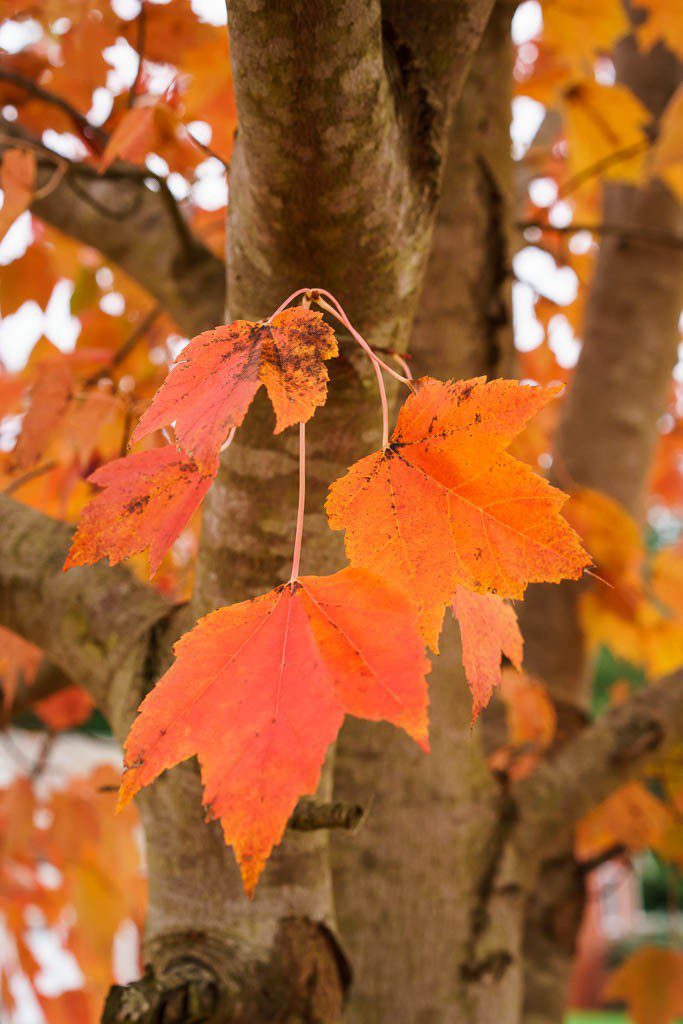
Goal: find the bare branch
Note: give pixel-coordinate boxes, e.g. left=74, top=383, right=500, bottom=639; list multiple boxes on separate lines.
left=0, top=121, right=225, bottom=337
left=0, top=495, right=171, bottom=709
left=517, top=218, right=683, bottom=251
left=515, top=671, right=683, bottom=859
left=288, top=799, right=364, bottom=832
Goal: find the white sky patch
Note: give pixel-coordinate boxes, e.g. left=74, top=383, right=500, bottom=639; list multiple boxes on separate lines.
left=549, top=200, right=574, bottom=228
left=570, top=230, right=594, bottom=254
left=100, top=291, right=126, bottom=316
left=511, top=96, right=545, bottom=159
left=112, top=0, right=141, bottom=19
left=528, top=177, right=557, bottom=208
left=146, top=153, right=170, bottom=177
left=192, top=161, right=228, bottom=210
left=41, top=130, right=88, bottom=161
left=548, top=314, right=581, bottom=368
left=0, top=211, right=33, bottom=265
left=105, top=37, right=139, bottom=93
left=511, top=0, right=542, bottom=44
left=188, top=120, right=212, bottom=146
left=44, top=280, right=80, bottom=353
left=0, top=19, right=42, bottom=52
left=88, top=86, right=114, bottom=126
left=168, top=172, right=191, bottom=199
left=512, top=282, right=544, bottom=352
left=0, top=303, right=43, bottom=371
left=191, top=0, right=227, bottom=26
left=514, top=247, right=579, bottom=305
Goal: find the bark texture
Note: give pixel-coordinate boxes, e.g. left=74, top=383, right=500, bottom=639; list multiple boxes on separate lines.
left=331, top=6, right=521, bottom=1022
left=517, top=34, right=683, bottom=1024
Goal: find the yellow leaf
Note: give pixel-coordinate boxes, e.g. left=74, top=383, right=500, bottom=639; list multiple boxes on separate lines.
left=562, top=81, right=650, bottom=188
left=650, top=85, right=683, bottom=200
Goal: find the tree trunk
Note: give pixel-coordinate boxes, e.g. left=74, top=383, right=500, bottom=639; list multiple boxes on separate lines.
left=518, top=33, right=683, bottom=1024
left=332, top=6, right=521, bottom=1022
left=120, top=0, right=497, bottom=1018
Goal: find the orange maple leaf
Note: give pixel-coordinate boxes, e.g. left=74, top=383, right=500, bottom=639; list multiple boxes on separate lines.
left=131, top=307, right=338, bottom=463
left=64, top=446, right=217, bottom=576
left=576, top=780, right=674, bottom=862
left=0, top=148, right=35, bottom=242
left=488, top=670, right=557, bottom=779
left=0, top=626, right=42, bottom=709
left=604, top=947, right=683, bottom=1024
left=452, top=587, right=523, bottom=722
left=118, top=567, right=430, bottom=895
left=327, top=377, right=589, bottom=648
left=12, top=361, right=73, bottom=471
left=34, top=686, right=93, bottom=731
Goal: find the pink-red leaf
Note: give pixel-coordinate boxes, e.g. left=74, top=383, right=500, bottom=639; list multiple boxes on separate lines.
left=131, top=307, right=338, bottom=462
left=64, top=446, right=216, bottom=576
left=118, top=568, right=430, bottom=895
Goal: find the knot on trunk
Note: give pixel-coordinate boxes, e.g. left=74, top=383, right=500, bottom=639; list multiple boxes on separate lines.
left=102, top=959, right=218, bottom=1023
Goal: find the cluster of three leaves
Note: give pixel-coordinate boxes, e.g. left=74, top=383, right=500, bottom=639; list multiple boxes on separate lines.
left=65, top=303, right=588, bottom=894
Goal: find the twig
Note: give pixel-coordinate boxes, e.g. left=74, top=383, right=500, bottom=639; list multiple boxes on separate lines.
left=4, top=461, right=56, bottom=495
left=288, top=799, right=365, bottom=832
left=84, top=303, right=163, bottom=386
left=0, top=119, right=200, bottom=257
left=517, top=219, right=683, bottom=251
left=0, top=68, right=108, bottom=151
left=558, top=140, right=650, bottom=198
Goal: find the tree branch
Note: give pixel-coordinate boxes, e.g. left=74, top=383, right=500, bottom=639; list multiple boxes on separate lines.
left=0, top=495, right=172, bottom=709
left=515, top=671, right=683, bottom=859
left=0, top=68, right=108, bottom=150
left=517, top=218, right=683, bottom=251
left=0, top=121, right=225, bottom=337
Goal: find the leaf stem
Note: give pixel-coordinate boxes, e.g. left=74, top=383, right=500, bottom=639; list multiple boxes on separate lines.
left=289, top=422, right=306, bottom=581
left=314, top=291, right=412, bottom=386
left=313, top=295, right=390, bottom=447
left=268, top=288, right=311, bottom=321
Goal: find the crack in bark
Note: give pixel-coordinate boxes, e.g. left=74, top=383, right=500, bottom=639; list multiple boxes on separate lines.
left=476, top=153, right=511, bottom=377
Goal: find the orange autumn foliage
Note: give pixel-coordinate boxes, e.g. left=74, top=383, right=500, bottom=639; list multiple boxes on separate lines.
left=327, top=377, right=588, bottom=648
left=119, top=568, right=430, bottom=894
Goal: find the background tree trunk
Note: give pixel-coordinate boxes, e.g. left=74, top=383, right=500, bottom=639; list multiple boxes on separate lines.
left=518, top=32, right=683, bottom=1024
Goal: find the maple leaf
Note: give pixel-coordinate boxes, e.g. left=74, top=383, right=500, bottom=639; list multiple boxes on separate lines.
left=488, top=670, right=556, bottom=780
left=34, top=686, right=93, bottom=731
left=452, top=586, right=523, bottom=723
left=64, top=446, right=217, bottom=576
left=12, top=361, right=73, bottom=471
left=99, top=102, right=202, bottom=176
left=0, top=241, right=58, bottom=316
left=542, top=0, right=629, bottom=68
left=118, top=567, right=430, bottom=895
left=562, top=80, right=650, bottom=185
left=576, top=780, right=674, bottom=861
left=0, top=148, right=35, bottom=242
left=636, top=0, right=683, bottom=56
left=650, top=84, right=683, bottom=201
left=604, top=947, right=683, bottom=1024
left=327, top=377, right=590, bottom=648
left=61, top=389, right=122, bottom=467
left=131, top=307, right=338, bottom=463
left=0, top=627, right=41, bottom=709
